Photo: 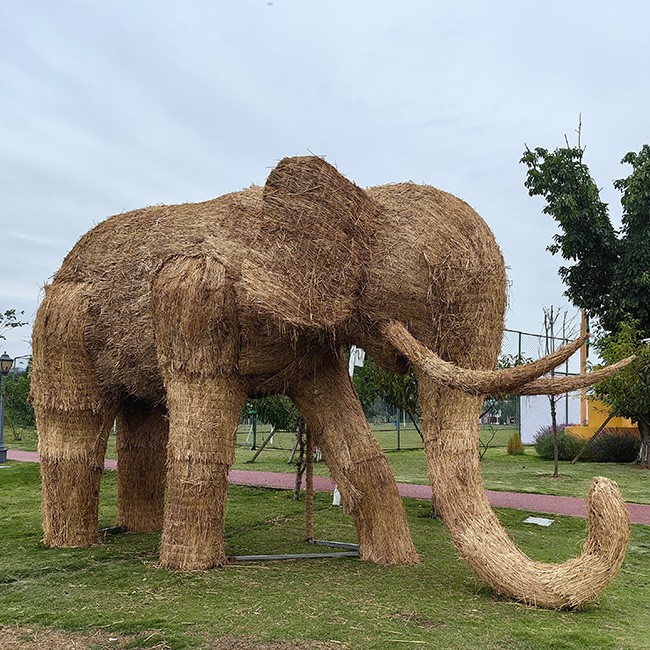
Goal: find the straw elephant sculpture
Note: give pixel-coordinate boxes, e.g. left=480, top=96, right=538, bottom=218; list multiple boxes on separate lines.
left=32, top=156, right=632, bottom=609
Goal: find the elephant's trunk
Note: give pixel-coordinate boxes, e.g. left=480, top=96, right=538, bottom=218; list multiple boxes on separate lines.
left=383, top=319, right=631, bottom=609
left=417, top=376, right=630, bottom=609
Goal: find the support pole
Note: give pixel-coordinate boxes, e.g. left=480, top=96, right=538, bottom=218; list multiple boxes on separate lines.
left=305, top=427, right=314, bottom=541
left=572, top=414, right=614, bottom=464
left=247, top=427, right=275, bottom=463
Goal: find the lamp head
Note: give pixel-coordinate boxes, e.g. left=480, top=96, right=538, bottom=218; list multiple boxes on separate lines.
left=0, top=352, right=13, bottom=375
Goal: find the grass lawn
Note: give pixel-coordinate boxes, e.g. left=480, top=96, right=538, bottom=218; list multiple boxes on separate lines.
left=7, top=426, right=649, bottom=504
left=0, top=461, right=649, bottom=649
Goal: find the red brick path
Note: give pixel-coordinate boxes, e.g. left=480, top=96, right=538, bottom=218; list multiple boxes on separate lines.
left=7, top=448, right=649, bottom=525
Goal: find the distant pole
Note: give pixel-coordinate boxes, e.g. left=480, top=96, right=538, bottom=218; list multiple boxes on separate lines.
left=517, top=331, right=522, bottom=435
left=0, top=352, right=15, bottom=464
left=396, top=408, right=401, bottom=450
left=0, top=375, right=7, bottom=464
left=563, top=319, right=569, bottom=425
left=580, top=310, right=588, bottom=426
left=397, top=408, right=401, bottom=451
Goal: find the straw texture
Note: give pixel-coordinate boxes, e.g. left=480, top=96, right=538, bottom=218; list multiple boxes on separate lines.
left=241, top=156, right=383, bottom=330
left=517, top=356, right=635, bottom=395
left=160, top=375, right=245, bottom=569
left=31, top=282, right=106, bottom=414
left=39, top=407, right=114, bottom=547
left=381, top=320, right=588, bottom=395
left=116, top=400, right=168, bottom=532
left=418, top=378, right=629, bottom=609
left=360, top=181, right=629, bottom=608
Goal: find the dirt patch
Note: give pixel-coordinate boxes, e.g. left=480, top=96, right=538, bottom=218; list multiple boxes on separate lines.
left=207, top=638, right=342, bottom=649
left=0, top=627, right=343, bottom=649
left=392, top=610, right=437, bottom=631
left=0, top=627, right=133, bottom=649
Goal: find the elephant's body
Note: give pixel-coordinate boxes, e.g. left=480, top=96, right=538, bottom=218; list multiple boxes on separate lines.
left=51, top=186, right=332, bottom=401
left=46, top=176, right=505, bottom=400
left=32, top=156, right=629, bottom=609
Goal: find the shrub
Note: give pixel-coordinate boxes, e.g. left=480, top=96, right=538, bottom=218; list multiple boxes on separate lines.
left=589, top=429, right=641, bottom=463
left=507, top=431, right=525, bottom=455
left=533, top=425, right=585, bottom=461
left=534, top=425, right=642, bottom=463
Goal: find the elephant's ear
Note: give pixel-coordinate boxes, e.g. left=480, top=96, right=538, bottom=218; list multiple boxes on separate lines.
left=241, top=156, right=381, bottom=330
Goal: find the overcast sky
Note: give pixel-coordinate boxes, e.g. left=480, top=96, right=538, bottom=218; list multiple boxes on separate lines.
left=1, top=0, right=649, bottom=365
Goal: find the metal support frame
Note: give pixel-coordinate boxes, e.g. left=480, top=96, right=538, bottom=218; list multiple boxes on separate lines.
left=227, top=539, right=360, bottom=563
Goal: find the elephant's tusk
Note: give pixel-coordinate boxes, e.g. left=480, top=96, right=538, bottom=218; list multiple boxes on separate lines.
left=515, top=356, right=635, bottom=395
left=381, top=320, right=587, bottom=396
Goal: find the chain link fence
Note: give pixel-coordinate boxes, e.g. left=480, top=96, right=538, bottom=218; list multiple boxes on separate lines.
left=501, top=328, right=581, bottom=445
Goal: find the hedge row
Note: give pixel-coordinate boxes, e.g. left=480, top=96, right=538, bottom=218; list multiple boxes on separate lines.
left=534, top=425, right=640, bottom=463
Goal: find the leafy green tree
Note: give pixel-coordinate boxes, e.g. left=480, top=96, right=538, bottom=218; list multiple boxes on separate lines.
left=595, top=320, right=650, bottom=468
left=522, top=141, right=650, bottom=467
left=521, top=142, right=650, bottom=334
left=0, top=309, right=27, bottom=341
left=249, top=395, right=304, bottom=434
left=352, top=353, right=525, bottom=438
left=5, top=367, right=35, bottom=439
left=352, top=357, right=421, bottom=436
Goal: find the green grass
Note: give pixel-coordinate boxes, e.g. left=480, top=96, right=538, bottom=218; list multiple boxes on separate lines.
left=382, top=447, right=650, bottom=505
left=7, top=426, right=649, bottom=504
left=0, top=462, right=649, bottom=649
left=5, top=423, right=515, bottom=456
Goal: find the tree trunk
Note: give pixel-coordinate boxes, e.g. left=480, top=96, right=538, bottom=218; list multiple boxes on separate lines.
left=293, top=428, right=306, bottom=500
left=551, top=393, right=559, bottom=478
left=638, top=420, right=650, bottom=469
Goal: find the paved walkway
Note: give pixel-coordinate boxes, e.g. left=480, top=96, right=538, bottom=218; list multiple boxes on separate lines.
left=7, top=449, right=650, bottom=525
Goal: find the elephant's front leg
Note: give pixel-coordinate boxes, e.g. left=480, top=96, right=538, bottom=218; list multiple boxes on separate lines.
left=159, top=375, right=245, bottom=570
left=289, top=355, right=419, bottom=566
left=151, top=255, right=245, bottom=570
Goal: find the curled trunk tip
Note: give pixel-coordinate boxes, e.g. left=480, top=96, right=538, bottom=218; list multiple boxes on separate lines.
left=444, top=475, right=630, bottom=610
left=418, top=378, right=630, bottom=610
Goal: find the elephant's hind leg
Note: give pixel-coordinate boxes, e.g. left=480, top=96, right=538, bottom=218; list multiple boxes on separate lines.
left=289, top=355, right=419, bottom=566
left=38, top=409, right=113, bottom=547
left=152, top=256, right=245, bottom=570
left=116, top=400, right=169, bottom=532
left=31, top=282, right=114, bottom=547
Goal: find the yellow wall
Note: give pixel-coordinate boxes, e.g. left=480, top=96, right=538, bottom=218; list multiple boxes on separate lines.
left=565, top=397, right=637, bottom=440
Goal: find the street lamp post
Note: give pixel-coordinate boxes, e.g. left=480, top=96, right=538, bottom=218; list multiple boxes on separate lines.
left=0, top=351, right=14, bottom=464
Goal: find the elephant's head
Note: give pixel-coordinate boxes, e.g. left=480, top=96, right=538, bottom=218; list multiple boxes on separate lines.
left=243, top=156, right=632, bottom=608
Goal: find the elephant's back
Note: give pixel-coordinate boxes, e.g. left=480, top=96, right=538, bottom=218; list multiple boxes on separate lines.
left=49, top=187, right=265, bottom=400
left=55, top=186, right=264, bottom=285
